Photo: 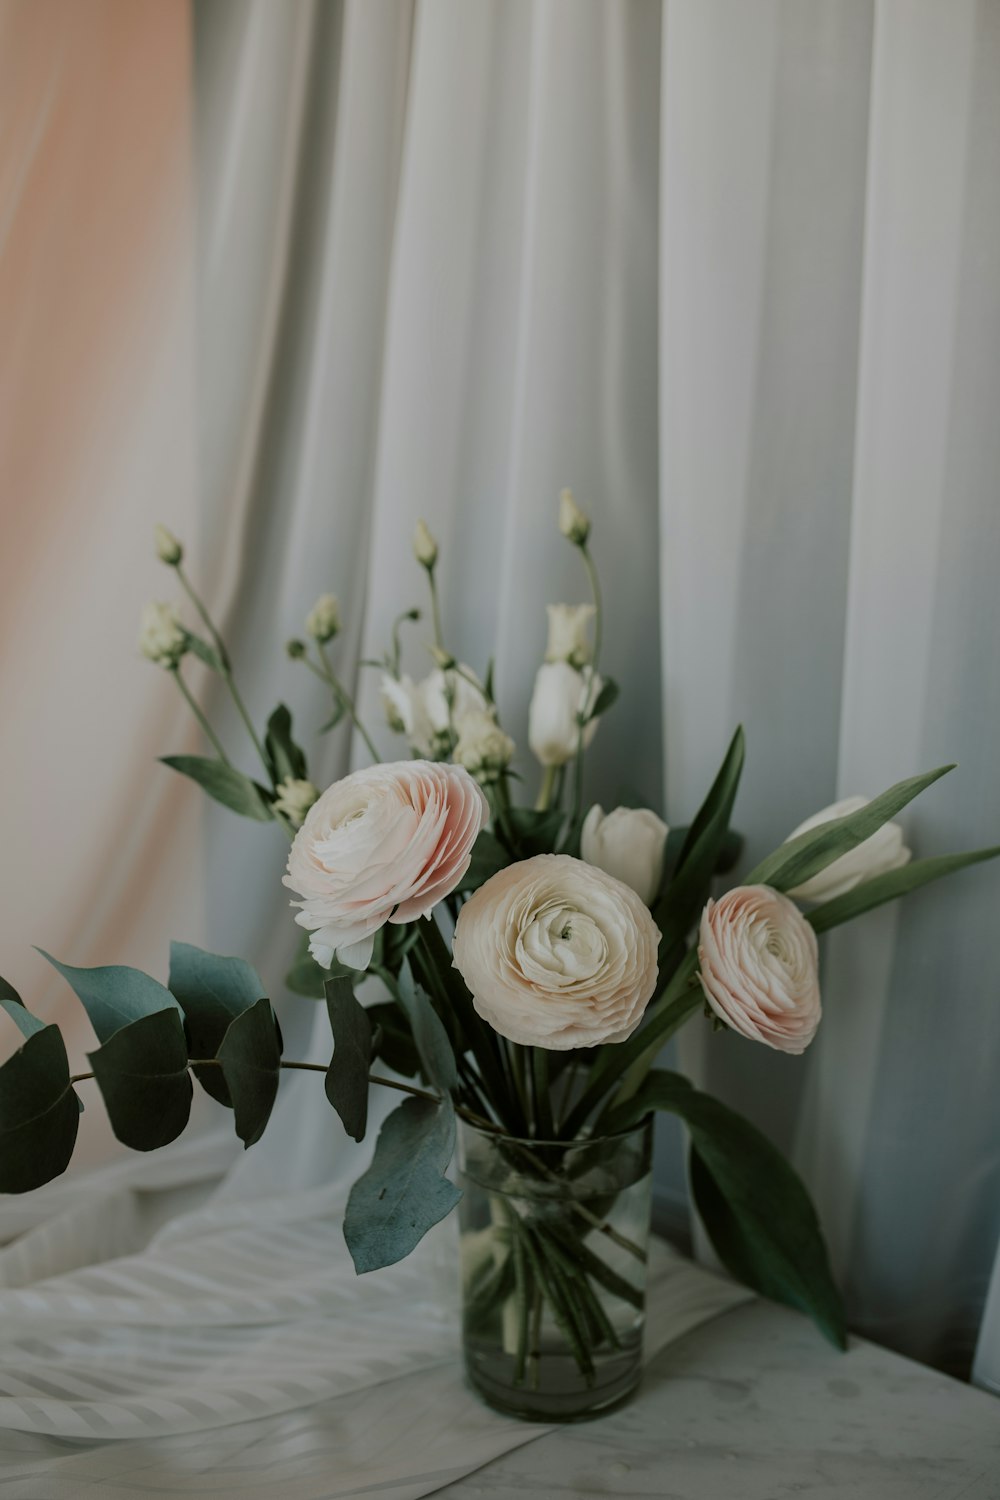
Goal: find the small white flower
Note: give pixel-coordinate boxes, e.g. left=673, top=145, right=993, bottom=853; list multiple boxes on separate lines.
left=305, top=593, right=340, bottom=643
left=273, top=777, right=320, bottom=829
left=454, top=710, right=514, bottom=785
left=380, top=673, right=416, bottom=737
left=528, top=662, right=601, bottom=767
left=413, top=519, right=438, bottom=569
left=581, top=805, right=669, bottom=907
left=414, top=667, right=491, bottom=758
left=139, top=601, right=186, bottom=669
left=785, top=796, right=912, bottom=903
left=558, top=488, right=590, bottom=546
left=545, top=604, right=595, bottom=667
left=154, top=524, right=183, bottom=565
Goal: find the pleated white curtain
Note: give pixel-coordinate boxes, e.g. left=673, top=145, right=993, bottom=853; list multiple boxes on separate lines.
left=3, top=0, right=999, bottom=1395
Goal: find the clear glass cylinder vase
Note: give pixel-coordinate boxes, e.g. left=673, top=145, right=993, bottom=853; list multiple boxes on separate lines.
left=456, top=1115, right=653, bottom=1421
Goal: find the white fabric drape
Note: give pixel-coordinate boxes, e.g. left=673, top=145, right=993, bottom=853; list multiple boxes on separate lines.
left=2, top=7, right=999, bottom=1479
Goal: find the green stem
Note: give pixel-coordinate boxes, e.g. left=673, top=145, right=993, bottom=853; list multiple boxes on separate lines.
left=535, top=764, right=557, bottom=812
left=531, top=1048, right=553, bottom=1138
left=171, top=668, right=230, bottom=764
left=316, top=641, right=381, bottom=763
left=567, top=544, right=603, bottom=832
left=425, top=568, right=445, bottom=652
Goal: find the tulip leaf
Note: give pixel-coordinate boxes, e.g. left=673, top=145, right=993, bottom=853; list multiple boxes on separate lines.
left=396, top=960, right=458, bottom=1095
left=160, top=755, right=274, bottom=822
left=88, top=1010, right=193, bottom=1151
left=265, top=704, right=307, bottom=783
left=459, top=829, right=509, bottom=893
left=508, top=806, right=564, bottom=857
left=38, top=953, right=182, bottom=1045
left=168, top=942, right=266, bottom=1106
left=325, top=976, right=372, bottom=1142
left=216, top=998, right=282, bottom=1148
left=343, top=1096, right=461, bottom=1273
left=606, top=1071, right=846, bottom=1350
left=0, top=1023, right=81, bottom=1193
left=655, top=726, right=745, bottom=952
left=185, top=633, right=225, bottom=674
left=589, top=678, right=619, bottom=720
left=745, top=765, right=954, bottom=893
left=806, top=845, right=1000, bottom=934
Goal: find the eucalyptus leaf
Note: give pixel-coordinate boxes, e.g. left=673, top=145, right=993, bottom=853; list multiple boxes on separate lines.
left=343, top=1096, right=461, bottom=1273
left=325, top=976, right=372, bottom=1141
left=745, top=764, right=954, bottom=893
left=0, top=1025, right=80, bottom=1193
left=168, top=942, right=265, bottom=1106
left=216, top=998, right=282, bottom=1147
left=806, top=845, right=1000, bottom=934
left=160, top=755, right=274, bottom=822
left=396, top=961, right=458, bottom=1095
left=265, top=704, right=307, bottom=783
left=88, top=1010, right=193, bottom=1151
left=185, top=633, right=225, bottom=673
left=38, top=954, right=182, bottom=1045
left=0, top=981, right=47, bottom=1039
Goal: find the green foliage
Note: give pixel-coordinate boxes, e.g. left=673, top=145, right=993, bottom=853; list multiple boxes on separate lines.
left=606, top=1071, right=846, bottom=1349
left=88, top=1010, right=192, bottom=1151
left=396, top=961, right=458, bottom=1094
left=318, top=699, right=347, bottom=734
left=160, top=755, right=274, bottom=821
left=216, top=998, right=282, bottom=1147
left=343, top=1096, right=461, bottom=1273
left=507, top=806, right=564, bottom=858
left=745, top=765, right=954, bottom=892
left=366, top=1000, right=421, bottom=1078
left=588, top=677, right=619, bottom=720
left=325, top=976, right=372, bottom=1142
left=806, top=845, right=1000, bottom=933
left=0, top=992, right=80, bottom=1193
left=38, top=954, right=182, bottom=1044
left=184, top=633, right=225, bottom=673
left=265, top=704, right=307, bottom=783
left=168, top=942, right=265, bottom=1107
left=285, top=935, right=330, bottom=998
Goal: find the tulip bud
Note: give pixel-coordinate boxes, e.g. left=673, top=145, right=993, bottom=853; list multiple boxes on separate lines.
left=581, top=805, right=669, bottom=907
left=528, top=662, right=601, bottom=767
left=154, top=524, right=183, bottom=566
left=138, top=601, right=187, bottom=669
left=305, top=593, right=340, bottom=643
left=558, top=489, right=590, bottom=546
left=413, top=519, right=439, bottom=569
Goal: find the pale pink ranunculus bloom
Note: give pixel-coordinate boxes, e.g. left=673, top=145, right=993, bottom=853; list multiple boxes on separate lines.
left=284, top=760, right=488, bottom=971
left=452, top=853, right=661, bottom=1050
left=698, top=885, right=821, bottom=1054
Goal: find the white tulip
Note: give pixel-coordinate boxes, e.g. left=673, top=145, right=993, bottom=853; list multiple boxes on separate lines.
left=138, top=601, right=186, bottom=669
left=558, top=488, right=590, bottom=546
left=454, top=710, right=514, bottom=785
left=581, top=804, right=669, bottom=907
left=545, top=604, right=595, bottom=667
left=528, top=662, right=601, bottom=767
left=785, top=795, right=912, bottom=903
left=305, top=593, right=340, bottom=643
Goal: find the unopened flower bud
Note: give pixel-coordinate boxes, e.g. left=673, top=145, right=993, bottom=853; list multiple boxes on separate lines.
left=413, top=519, right=438, bottom=569
left=154, top=524, right=183, bottom=566
left=273, top=777, right=320, bottom=830
left=430, top=645, right=456, bottom=670
left=286, top=638, right=307, bottom=660
left=139, top=601, right=187, bottom=669
left=305, top=593, right=340, bottom=643
left=558, top=488, right=590, bottom=546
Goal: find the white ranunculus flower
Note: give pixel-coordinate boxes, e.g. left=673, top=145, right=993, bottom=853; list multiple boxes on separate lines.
left=452, top=853, right=661, bottom=1049
left=273, top=777, right=320, bottom=829
left=784, top=795, right=912, bottom=903
left=545, top=604, right=596, bottom=667
left=698, top=885, right=821, bottom=1054
left=527, top=662, right=601, bottom=767
left=305, top=593, right=340, bottom=643
left=453, top=710, right=514, bottom=785
left=581, top=805, right=669, bottom=907
left=138, top=601, right=186, bottom=669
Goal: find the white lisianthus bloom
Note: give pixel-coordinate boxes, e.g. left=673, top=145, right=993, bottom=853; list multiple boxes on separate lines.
left=698, top=885, right=821, bottom=1054
left=581, top=805, right=669, bottom=907
left=452, top=853, right=660, bottom=1049
left=413, top=666, right=491, bottom=757
left=284, top=760, right=488, bottom=970
left=784, top=796, right=911, bottom=903
left=380, top=673, right=416, bottom=737
left=154, top=524, right=183, bottom=565
left=138, top=601, right=187, bottom=669
left=273, top=777, right=320, bottom=829
left=413, top=518, right=438, bottom=568
left=454, top=710, right=514, bottom=785
left=528, top=662, right=601, bottom=767
left=305, top=593, right=341, bottom=643
left=545, top=604, right=596, bottom=667
left=558, top=488, right=590, bottom=546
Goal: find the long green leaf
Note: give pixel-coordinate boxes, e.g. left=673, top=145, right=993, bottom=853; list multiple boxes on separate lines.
left=168, top=942, right=265, bottom=1107
left=745, top=765, right=954, bottom=892
left=265, top=704, right=307, bottom=783
left=325, top=976, right=372, bottom=1142
left=655, top=727, right=745, bottom=952
left=343, top=1096, right=461, bottom=1273
left=88, top=1010, right=193, bottom=1151
left=0, top=1026, right=80, bottom=1193
left=396, top=960, right=458, bottom=1095
left=807, top=845, right=1000, bottom=933
left=38, top=954, right=182, bottom=1045
left=160, top=755, right=274, bottom=822
left=216, top=998, right=282, bottom=1147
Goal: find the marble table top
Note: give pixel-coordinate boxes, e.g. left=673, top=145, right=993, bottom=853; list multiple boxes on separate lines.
left=440, top=1299, right=1000, bottom=1499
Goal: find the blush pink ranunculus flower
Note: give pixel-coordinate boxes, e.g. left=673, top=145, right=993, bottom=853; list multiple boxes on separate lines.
left=283, top=760, right=488, bottom=971
left=698, top=885, right=821, bottom=1054
left=452, top=853, right=661, bottom=1050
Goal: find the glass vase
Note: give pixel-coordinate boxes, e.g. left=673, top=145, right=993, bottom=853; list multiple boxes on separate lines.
left=456, top=1115, right=653, bottom=1421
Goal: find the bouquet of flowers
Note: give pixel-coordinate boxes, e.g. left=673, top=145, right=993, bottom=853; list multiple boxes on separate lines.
left=3, top=494, right=997, bottom=1420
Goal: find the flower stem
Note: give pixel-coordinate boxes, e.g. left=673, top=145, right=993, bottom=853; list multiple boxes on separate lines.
left=171, top=668, right=230, bottom=764
left=316, top=641, right=381, bottom=764
left=535, top=765, right=557, bottom=812
left=568, top=544, right=603, bottom=832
